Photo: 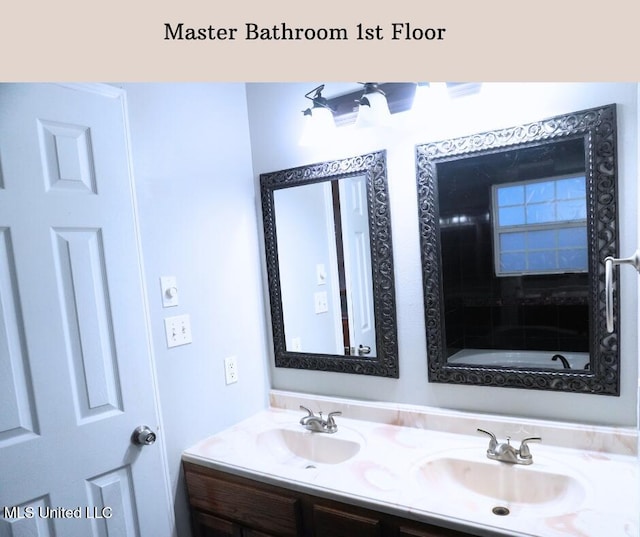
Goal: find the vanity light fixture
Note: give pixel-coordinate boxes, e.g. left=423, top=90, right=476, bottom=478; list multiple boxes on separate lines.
left=354, top=82, right=392, bottom=128
left=303, top=83, right=417, bottom=130
left=299, top=84, right=336, bottom=146
left=299, top=82, right=481, bottom=140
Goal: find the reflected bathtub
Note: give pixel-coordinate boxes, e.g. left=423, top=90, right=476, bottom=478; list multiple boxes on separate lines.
left=447, top=349, right=590, bottom=370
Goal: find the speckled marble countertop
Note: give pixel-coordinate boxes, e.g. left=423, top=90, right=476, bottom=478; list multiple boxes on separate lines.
left=183, top=391, right=639, bottom=537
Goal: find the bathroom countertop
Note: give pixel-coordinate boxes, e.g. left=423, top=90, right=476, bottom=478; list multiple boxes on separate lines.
left=183, top=394, right=639, bottom=537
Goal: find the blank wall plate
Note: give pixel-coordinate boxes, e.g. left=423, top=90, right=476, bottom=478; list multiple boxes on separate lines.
left=164, top=314, right=192, bottom=348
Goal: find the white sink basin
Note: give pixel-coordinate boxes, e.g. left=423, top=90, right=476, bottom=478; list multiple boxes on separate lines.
left=256, top=427, right=362, bottom=466
left=413, top=450, right=588, bottom=516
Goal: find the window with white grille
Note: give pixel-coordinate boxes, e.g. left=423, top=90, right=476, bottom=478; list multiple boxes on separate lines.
left=492, top=175, right=588, bottom=276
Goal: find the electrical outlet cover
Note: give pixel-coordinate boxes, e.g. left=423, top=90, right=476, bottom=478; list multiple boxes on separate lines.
left=224, top=356, right=238, bottom=384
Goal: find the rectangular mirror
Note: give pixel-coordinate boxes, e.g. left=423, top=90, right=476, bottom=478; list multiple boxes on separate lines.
left=416, top=104, right=620, bottom=394
left=261, top=151, right=399, bottom=377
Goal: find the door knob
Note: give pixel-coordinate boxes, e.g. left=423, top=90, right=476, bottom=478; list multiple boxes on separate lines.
left=131, top=425, right=157, bottom=446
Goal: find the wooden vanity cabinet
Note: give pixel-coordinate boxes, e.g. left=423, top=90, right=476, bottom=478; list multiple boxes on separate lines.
left=184, top=462, right=478, bottom=537
left=185, top=462, right=301, bottom=537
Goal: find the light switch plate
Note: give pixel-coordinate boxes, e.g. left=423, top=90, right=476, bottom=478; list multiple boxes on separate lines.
left=164, top=314, right=192, bottom=348
left=314, top=291, right=328, bottom=314
left=291, top=337, right=302, bottom=352
left=160, top=276, right=178, bottom=307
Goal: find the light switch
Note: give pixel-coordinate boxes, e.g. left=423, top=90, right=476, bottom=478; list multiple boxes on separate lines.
left=316, top=263, right=327, bottom=285
left=314, top=291, right=328, bottom=314
left=160, top=276, right=178, bottom=307
left=164, top=314, right=192, bottom=348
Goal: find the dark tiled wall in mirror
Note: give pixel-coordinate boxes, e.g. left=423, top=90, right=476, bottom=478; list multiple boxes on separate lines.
left=437, top=137, right=589, bottom=357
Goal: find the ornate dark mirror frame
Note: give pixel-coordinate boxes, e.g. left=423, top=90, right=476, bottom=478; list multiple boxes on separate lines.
left=416, top=104, right=619, bottom=394
left=260, top=150, right=399, bottom=378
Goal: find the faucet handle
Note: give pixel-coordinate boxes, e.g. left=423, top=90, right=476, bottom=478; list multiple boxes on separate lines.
left=326, top=411, right=342, bottom=431
left=299, top=405, right=315, bottom=424
left=519, top=436, right=542, bottom=459
left=477, top=428, right=498, bottom=453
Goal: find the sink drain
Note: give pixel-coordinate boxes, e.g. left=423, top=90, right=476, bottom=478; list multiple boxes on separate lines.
left=305, top=464, right=317, bottom=470
left=492, top=506, right=510, bottom=516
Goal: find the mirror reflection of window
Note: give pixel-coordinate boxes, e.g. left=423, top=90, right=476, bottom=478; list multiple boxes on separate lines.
left=492, top=175, right=588, bottom=276
left=436, top=137, right=590, bottom=367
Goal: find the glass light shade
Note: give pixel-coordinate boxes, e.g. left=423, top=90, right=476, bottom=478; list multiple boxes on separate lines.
left=299, top=106, right=336, bottom=146
left=355, top=91, right=391, bottom=129
left=412, top=83, right=449, bottom=114
left=411, top=83, right=431, bottom=113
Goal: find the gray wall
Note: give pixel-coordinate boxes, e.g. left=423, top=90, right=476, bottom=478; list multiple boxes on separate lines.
left=120, top=83, right=270, bottom=537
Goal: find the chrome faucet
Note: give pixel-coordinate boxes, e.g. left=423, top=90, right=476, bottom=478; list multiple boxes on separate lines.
left=477, top=428, right=541, bottom=465
left=299, top=405, right=341, bottom=433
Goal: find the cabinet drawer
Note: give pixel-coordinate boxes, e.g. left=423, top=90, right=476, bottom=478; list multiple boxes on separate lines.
left=312, top=504, right=382, bottom=537
left=185, top=465, right=301, bottom=537
left=398, top=523, right=478, bottom=537
left=192, top=510, right=239, bottom=537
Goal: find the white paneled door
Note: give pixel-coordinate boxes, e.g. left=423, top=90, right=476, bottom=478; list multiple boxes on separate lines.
left=339, top=175, right=376, bottom=357
left=0, top=84, right=173, bottom=537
